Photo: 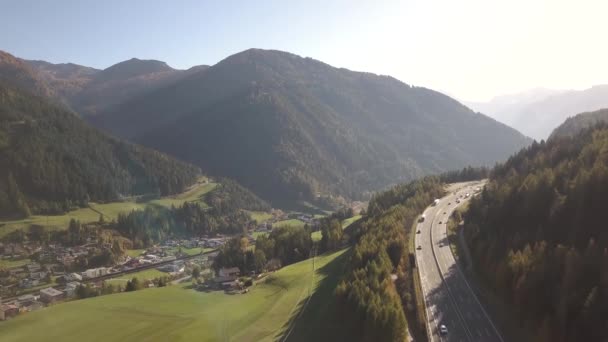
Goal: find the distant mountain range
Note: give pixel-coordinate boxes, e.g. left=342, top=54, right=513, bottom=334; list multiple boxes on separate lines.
left=465, top=86, right=608, bottom=140
left=1, top=48, right=531, bottom=206
left=0, top=50, right=209, bottom=116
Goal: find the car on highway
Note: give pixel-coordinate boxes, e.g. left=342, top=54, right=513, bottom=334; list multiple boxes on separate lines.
left=416, top=229, right=421, bottom=234
left=439, top=221, right=442, bottom=224
left=440, top=324, right=448, bottom=335
left=417, top=245, right=422, bottom=250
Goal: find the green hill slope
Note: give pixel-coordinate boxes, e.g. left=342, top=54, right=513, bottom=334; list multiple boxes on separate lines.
left=549, top=108, right=608, bottom=139
left=0, top=82, right=200, bottom=218
left=0, top=248, right=349, bottom=342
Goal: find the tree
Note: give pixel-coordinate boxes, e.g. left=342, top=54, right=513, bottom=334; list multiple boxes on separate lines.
left=192, top=265, right=201, bottom=279
left=125, top=277, right=141, bottom=292
left=7, top=172, right=30, bottom=218
left=254, top=249, right=267, bottom=272
left=321, top=219, right=343, bottom=252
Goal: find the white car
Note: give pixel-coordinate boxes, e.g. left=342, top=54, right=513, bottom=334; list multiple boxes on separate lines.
left=440, top=324, right=448, bottom=335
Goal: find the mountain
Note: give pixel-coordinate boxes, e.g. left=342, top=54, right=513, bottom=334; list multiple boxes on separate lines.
left=0, top=51, right=54, bottom=98
left=465, top=86, right=608, bottom=140
left=550, top=108, right=608, bottom=139
left=90, top=48, right=531, bottom=205
left=464, top=126, right=608, bottom=341
left=24, top=56, right=209, bottom=116
left=0, top=82, right=200, bottom=219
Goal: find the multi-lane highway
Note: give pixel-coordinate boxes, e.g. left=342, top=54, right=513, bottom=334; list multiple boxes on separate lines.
left=415, top=182, right=503, bottom=342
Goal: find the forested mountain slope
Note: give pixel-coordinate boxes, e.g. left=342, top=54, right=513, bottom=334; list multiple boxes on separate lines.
left=0, top=83, right=200, bottom=218
left=550, top=108, right=608, bottom=139
left=90, top=49, right=531, bottom=204
left=464, top=125, right=608, bottom=341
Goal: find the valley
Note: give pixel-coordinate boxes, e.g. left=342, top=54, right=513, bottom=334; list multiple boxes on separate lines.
left=2, top=7, right=608, bottom=340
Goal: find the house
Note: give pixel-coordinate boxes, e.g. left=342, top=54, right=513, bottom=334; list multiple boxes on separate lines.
left=219, top=267, right=240, bottom=278
left=39, top=287, right=64, bottom=303
left=64, top=282, right=81, bottom=297
left=0, top=304, right=19, bottom=320
left=26, top=263, right=41, bottom=273
left=17, top=294, right=36, bottom=304
left=81, top=267, right=110, bottom=279
left=16, top=295, right=42, bottom=313
left=67, top=272, right=83, bottom=282
left=20, top=300, right=43, bottom=312
left=30, top=271, right=47, bottom=280
left=19, top=278, right=40, bottom=289
left=157, top=264, right=184, bottom=273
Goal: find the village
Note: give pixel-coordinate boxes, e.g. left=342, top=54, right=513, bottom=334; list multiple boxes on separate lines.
left=0, top=211, right=320, bottom=321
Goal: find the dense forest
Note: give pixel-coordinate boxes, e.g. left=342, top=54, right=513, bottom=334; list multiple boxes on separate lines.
left=335, top=177, right=445, bottom=341
left=0, top=82, right=200, bottom=218
left=205, top=178, right=271, bottom=215
left=113, top=180, right=269, bottom=247
left=464, top=124, right=608, bottom=341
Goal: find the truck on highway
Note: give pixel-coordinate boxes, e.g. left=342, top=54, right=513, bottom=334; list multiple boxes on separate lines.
left=432, top=199, right=440, bottom=206
left=419, top=214, right=426, bottom=222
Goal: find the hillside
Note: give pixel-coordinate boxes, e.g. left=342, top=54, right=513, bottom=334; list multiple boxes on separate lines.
left=90, top=48, right=531, bottom=205
left=25, top=59, right=99, bottom=101
left=0, top=51, right=54, bottom=98
left=466, top=85, right=608, bottom=140
left=550, top=108, right=608, bottom=139
left=0, top=82, right=200, bottom=218
left=463, top=126, right=608, bottom=341
left=0, top=249, right=349, bottom=342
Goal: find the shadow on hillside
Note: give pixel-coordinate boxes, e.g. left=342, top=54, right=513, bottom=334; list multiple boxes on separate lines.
left=274, top=248, right=352, bottom=342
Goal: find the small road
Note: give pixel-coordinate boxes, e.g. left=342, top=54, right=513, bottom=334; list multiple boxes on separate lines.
left=415, top=181, right=503, bottom=342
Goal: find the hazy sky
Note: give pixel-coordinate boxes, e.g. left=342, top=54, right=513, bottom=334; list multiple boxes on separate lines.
left=1, top=0, right=606, bottom=101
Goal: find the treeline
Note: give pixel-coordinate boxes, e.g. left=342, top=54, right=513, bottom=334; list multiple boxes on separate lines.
left=213, top=225, right=312, bottom=273
left=115, top=203, right=251, bottom=248
left=205, top=178, right=271, bottom=215
left=464, top=125, right=608, bottom=341
left=317, top=207, right=357, bottom=253
left=335, top=177, right=445, bottom=341
left=439, top=165, right=490, bottom=183
left=0, top=83, right=200, bottom=218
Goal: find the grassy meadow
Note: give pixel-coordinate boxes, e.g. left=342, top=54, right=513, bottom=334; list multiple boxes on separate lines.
left=0, top=248, right=349, bottom=342
left=0, top=180, right=218, bottom=238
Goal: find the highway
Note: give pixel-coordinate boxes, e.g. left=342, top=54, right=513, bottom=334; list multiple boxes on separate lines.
left=415, top=181, right=503, bottom=342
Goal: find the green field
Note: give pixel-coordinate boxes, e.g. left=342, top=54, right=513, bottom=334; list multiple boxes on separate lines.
left=125, top=249, right=146, bottom=258
left=246, top=211, right=273, bottom=223
left=341, top=215, right=362, bottom=229
left=0, top=180, right=218, bottom=238
left=148, top=182, right=218, bottom=208
left=273, top=219, right=306, bottom=228
left=0, top=249, right=349, bottom=342
left=0, top=207, right=101, bottom=238
left=0, top=258, right=31, bottom=269
left=106, top=268, right=168, bottom=283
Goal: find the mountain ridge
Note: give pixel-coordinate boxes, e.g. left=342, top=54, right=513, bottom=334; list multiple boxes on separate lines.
left=90, top=48, right=531, bottom=204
